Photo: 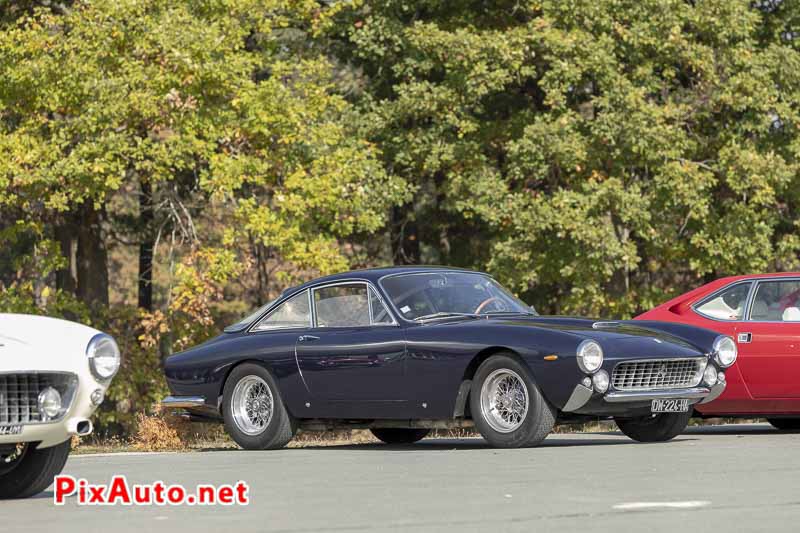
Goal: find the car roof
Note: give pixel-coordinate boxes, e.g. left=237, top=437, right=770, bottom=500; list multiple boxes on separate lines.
left=651, top=272, right=800, bottom=312
left=713, top=272, right=800, bottom=283
left=288, top=265, right=483, bottom=293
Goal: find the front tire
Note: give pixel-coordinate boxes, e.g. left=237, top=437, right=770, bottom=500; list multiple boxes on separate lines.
left=615, top=411, right=692, bottom=442
left=767, top=418, right=800, bottom=431
left=470, top=353, right=556, bottom=448
left=370, top=428, right=430, bottom=444
left=0, top=440, right=71, bottom=499
left=222, top=363, right=297, bottom=450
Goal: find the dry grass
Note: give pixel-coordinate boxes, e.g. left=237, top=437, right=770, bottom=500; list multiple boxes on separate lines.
left=71, top=413, right=764, bottom=455
left=132, top=411, right=186, bottom=451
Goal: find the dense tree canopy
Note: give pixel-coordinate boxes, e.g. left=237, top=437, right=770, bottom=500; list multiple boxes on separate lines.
left=0, top=0, right=798, bottom=431
left=330, top=0, right=800, bottom=315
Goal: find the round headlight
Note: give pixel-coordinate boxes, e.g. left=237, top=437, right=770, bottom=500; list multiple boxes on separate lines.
left=87, top=333, right=121, bottom=380
left=712, top=335, right=737, bottom=368
left=592, top=370, right=610, bottom=393
left=577, top=340, right=604, bottom=373
left=38, top=386, right=62, bottom=420
left=703, top=364, right=718, bottom=387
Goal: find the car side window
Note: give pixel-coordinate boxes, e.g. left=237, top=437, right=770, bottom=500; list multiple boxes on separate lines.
left=315, top=284, right=371, bottom=327
left=695, top=282, right=751, bottom=321
left=750, top=280, right=800, bottom=321
left=253, top=290, right=310, bottom=331
left=369, top=287, right=395, bottom=325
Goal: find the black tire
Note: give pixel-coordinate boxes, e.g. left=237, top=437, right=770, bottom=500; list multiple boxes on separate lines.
left=222, top=363, right=297, bottom=450
left=0, top=440, right=71, bottom=499
left=767, top=418, right=800, bottom=431
left=370, top=428, right=431, bottom=444
left=469, top=353, right=556, bottom=448
left=615, top=411, right=692, bottom=443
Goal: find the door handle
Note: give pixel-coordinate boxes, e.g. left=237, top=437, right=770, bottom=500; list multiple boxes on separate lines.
left=738, top=332, right=752, bottom=343
left=298, top=335, right=320, bottom=342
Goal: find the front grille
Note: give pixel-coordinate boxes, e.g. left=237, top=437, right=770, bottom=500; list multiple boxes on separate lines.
left=612, top=358, right=705, bottom=391
left=0, top=372, right=78, bottom=425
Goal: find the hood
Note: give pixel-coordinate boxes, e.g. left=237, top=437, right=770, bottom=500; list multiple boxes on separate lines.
left=0, top=313, right=102, bottom=372
left=472, top=315, right=708, bottom=356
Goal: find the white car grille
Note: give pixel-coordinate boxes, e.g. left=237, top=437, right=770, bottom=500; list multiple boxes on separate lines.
left=611, top=358, right=705, bottom=391
left=0, top=372, right=78, bottom=425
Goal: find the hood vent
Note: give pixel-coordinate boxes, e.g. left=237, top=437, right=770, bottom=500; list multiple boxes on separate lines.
left=592, top=321, right=621, bottom=329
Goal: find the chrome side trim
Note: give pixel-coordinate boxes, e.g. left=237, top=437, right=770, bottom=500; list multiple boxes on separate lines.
left=160, top=396, right=207, bottom=409
left=604, top=387, right=710, bottom=403
left=562, top=384, right=593, bottom=412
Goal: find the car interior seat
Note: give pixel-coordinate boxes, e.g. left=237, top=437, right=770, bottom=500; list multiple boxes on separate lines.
left=751, top=300, right=770, bottom=320
left=782, top=307, right=800, bottom=322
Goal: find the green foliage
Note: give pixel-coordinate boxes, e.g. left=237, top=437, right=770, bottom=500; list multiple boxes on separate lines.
left=2, top=0, right=800, bottom=435
left=331, top=0, right=800, bottom=315
left=0, top=0, right=407, bottom=432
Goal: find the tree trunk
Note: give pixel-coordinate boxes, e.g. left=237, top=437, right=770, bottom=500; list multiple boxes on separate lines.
left=391, top=203, right=421, bottom=265
left=75, top=202, right=109, bottom=309
left=138, top=180, right=154, bottom=311
left=54, top=218, right=78, bottom=294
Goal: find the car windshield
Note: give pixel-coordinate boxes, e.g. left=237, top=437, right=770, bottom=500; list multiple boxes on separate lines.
left=381, top=272, right=536, bottom=321
left=224, top=298, right=277, bottom=332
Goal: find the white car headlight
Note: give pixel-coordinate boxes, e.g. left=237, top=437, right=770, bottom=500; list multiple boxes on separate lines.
left=87, top=333, right=121, bottom=380
left=577, top=340, right=604, bottom=373
left=38, top=386, right=63, bottom=420
left=712, top=335, right=737, bottom=368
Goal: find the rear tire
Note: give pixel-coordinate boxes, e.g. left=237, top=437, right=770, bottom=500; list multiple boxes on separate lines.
left=222, top=363, right=297, bottom=450
left=0, top=440, right=71, bottom=499
left=615, top=411, right=692, bottom=442
left=767, top=418, right=800, bottom=431
left=470, top=353, right=555, bottom=448
left=370, top=428, right=430, bottom=444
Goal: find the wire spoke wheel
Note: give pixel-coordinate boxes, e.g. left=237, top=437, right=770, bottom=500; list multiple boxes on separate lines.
left=231, top=375, right=274, bottom=436
left=480, top=368, right=529, bottom=433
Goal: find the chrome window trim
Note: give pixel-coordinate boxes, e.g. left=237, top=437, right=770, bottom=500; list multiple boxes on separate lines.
left=310, top=280, right=399, bottom=328
left=746, top=277, right=800, bottom=323
left=377, top=270, right=534, bottom=323
left=248, top=289, right=313, bottom=333
left=691, top=280, right=755, bottom=323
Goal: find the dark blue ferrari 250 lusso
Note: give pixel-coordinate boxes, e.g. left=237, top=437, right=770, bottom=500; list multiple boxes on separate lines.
left=162, top=266, right=737, bottom=449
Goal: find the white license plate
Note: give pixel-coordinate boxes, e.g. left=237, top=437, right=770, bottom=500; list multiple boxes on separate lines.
left=0, top=425, right=22, bottom=436
left=651, top=399, right=689, bottom=413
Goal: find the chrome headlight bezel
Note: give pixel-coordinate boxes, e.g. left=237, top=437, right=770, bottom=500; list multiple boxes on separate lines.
left=712, top=335, right=737, bottom=368
left=576, top=340, right=604, bottom=374
left=86, top=333, right=121, bottom=381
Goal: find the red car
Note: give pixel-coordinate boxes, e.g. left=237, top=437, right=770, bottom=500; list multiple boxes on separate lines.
left=636, top=272, right=800, bottom=430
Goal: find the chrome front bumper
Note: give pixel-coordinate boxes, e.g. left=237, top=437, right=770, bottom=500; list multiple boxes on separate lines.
left=604, top=387, right=710, bottom=402
left=160, top=396, right=207, bottom=409
left=562, top=380, right=726, bottom=413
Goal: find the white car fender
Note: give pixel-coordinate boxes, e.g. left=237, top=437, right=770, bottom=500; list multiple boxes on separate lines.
left=0, top=314, right=119, bottom=448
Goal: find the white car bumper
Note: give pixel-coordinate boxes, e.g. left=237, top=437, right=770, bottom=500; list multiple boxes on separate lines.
left=0, top=373, right=105, bottom=449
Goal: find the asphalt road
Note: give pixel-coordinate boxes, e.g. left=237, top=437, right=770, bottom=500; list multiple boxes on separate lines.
left=2, top=423, right=798, bottom=532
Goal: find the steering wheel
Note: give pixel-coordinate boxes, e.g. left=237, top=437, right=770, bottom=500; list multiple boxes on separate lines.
left=475, top=297, right=503, bottom=314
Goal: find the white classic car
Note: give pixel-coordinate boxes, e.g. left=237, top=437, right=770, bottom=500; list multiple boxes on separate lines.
left=0, top=314, right=120, bottom=498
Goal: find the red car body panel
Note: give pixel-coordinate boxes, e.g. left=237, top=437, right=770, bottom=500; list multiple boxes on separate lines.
left=635, top=272, right=800, bottom=416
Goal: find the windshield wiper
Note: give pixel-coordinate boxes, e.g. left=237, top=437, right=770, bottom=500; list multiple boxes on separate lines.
left=481, top=310, right=537, bottom=316
left=414, top=312, right=481, bottom=322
